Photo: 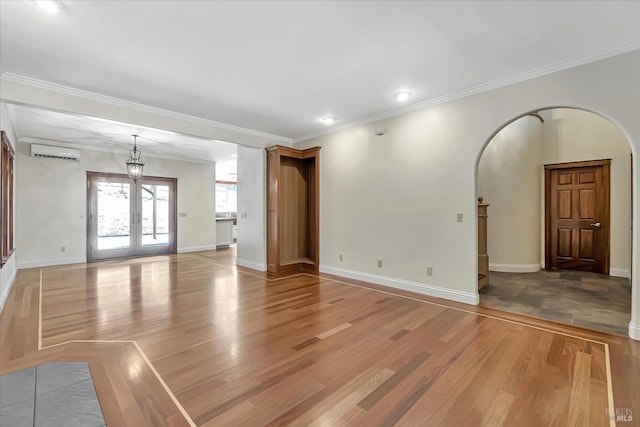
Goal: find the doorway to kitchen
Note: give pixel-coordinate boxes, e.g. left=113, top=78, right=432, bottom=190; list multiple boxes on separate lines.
left=87, top=172, right=177, bottom=261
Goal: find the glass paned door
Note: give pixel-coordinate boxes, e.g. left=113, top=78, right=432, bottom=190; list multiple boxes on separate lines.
left=88, top=173, right=176, bottom=261
left=97, top=181, right=132, bottom=251
left=141, top=184, right=170, bottom=246
left=138, top=178, right=176, bottom=256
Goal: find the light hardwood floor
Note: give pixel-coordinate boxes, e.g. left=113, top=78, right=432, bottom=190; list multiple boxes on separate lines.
left=1, top=249, right=638, bottom=426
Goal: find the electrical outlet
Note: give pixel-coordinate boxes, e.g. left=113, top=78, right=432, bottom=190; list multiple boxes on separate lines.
left=427, top=267, right=433, bottom=276
left=179, top=212, right=187, bottom=218
left=457, top=213, right=463, bottom=222
left=60, top=246, right=66, bottom=253
left=339, top=254, right=343, bottom=261
left=241, top=212, right=247, bottom=219
left=378, top=260, right=383, bottom=268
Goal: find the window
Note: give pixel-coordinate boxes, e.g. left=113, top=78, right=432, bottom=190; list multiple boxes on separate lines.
left=215, top=181, right=237, bottom=215
left=1, top=131, right=15, bottom=265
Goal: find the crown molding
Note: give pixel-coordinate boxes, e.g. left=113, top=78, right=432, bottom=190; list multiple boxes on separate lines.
left=292, top=42, right=640, bottom=143
left=1, top=73, right=293, bottom=145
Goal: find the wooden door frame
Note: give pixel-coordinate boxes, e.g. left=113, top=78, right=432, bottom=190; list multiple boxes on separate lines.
left=544, top=159, right=611, bottom=274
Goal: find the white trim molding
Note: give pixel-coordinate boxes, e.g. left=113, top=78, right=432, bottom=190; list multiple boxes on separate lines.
left=489, top=263, right=542, bottom=273
left=18, top=257, right=86, bottom=269
left=320, top=265, right=479, bottom=305
left=0, top=258, right=17, bottom=314
left=178, top=245, right=217, bottom=254
left=609, top=268, right=631, bottom=279
left=236, top=259, right=266, bottom=272
left=293, top=42, right=640, bottom=143
left=629, top=321, right=640, bottom=341
left=1, top=73, right=293, bottom=145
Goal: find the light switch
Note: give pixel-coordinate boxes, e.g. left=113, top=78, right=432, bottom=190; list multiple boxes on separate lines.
left=457, top=213, right=463, bottom=222
left=179, top=212, right=187, bottom=218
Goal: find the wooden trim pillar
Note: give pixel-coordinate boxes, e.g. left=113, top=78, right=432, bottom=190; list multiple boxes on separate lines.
left=478, top=197, right=490, bottom=289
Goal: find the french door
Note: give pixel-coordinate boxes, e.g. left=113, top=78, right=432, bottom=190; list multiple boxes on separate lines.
left=87, top=172, right=177, bottom=261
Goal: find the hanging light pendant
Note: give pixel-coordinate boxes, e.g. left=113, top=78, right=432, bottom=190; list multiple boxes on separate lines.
left=126, top=134, right=145, bottom=182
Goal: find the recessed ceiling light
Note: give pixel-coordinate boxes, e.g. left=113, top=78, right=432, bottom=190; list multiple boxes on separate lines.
left=35, top=0, right=61, bottom=14
left=321, top=116, right=337, bottom=125
left=394, top=91, right=413, bottom=103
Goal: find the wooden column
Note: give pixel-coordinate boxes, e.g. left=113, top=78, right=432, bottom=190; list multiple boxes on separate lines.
left=478, top=197, right=490, bottom=289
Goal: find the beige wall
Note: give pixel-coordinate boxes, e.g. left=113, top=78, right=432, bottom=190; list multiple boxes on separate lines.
left=236, top=145, right=266, bottom=270
left=15, top=146, right=216, bottom=267
left=294, top=51, right=640, bottom=338
left=542, top=108, right=632, bottom=277
left=477, top=115, right=543, bottom=270
left=0, top=102, right=17, bottom=313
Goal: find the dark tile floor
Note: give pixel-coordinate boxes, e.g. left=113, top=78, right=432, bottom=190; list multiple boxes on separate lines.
left=479, top=269, right=632, bottom=335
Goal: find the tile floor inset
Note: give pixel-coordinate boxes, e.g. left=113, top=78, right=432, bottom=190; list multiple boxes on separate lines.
left=35, top=379, right=105, bottom=427
left=0, top=362, right=105, bottom=427
left=479, top=269, right=631, bottom=335
left=0, top=366, right=35, bottom=409
left=35, top=362, right=93, bottom=397
left=0, top=398, right=34, bottom=427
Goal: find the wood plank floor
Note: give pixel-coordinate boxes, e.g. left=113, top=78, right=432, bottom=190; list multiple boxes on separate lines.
left=1, top=249, right=638, bottom=426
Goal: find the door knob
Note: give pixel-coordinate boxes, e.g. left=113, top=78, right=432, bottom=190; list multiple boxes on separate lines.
left=591, top=222, right=601, bottom=228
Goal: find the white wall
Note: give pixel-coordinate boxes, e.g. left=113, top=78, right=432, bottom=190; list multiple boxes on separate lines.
left=236, top=145, right=266, bottom=271
left=294, top=51, right=640, bottom=338
left=542, top=108, right=632, bottom=277
left=0, top=102, right=17, bottom=313
left=478, top=115, right=543, bottom=271
left=16, top=146, right=216, bottom=267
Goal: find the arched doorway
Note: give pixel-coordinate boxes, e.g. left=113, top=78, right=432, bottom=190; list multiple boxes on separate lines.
left=476, top=107, right=634, bottom=336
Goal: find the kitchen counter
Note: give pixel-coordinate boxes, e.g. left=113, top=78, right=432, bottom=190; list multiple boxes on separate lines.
left=216, top=217, right=237, bottom=224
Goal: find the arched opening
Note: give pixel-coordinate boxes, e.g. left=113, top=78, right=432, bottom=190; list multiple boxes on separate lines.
left=476, top=107, right=634, bottom=336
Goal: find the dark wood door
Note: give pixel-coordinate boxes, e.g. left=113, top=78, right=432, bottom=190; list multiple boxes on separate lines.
left=545, top=160, right=610, bottom=274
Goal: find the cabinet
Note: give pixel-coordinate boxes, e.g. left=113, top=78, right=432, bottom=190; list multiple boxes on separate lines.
left=266, top=145, right=320, bottom=277
left=216, top=219, right=234, bottom=248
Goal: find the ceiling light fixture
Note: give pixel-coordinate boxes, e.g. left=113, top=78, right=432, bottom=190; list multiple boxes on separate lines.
left=35, top=0, right=62, bottom=14
left=394, top=91, right=413, bottom=103
left=126, top=135, right=145, bottom=182
left=321, top=116, right=337, bottom=125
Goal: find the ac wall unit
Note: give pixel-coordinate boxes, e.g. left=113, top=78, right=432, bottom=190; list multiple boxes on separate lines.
left=30, top=144, right=80, bottom=161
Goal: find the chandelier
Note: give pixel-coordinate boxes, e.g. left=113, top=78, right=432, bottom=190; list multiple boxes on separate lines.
left=126, top=134, right=144, bottom=182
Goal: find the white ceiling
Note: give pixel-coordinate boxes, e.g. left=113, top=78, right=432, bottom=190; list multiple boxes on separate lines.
left=1, top=1, right=640, bottom=141
left=8, top=104, right=238, bottom=170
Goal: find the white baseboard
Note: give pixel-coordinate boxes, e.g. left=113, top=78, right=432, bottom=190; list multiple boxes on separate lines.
left=177, top=245, right=217, bottom=254
left=0, top=257, right=17, bottom=314
left=489, top=263, right=541, bottom=273
left=18, top=257, right=86, bottom=269
left=319, top=265, right=479, bottom=305
left=610, top=268, right=630, bottom=279
left=629, top=321, right=640, bottom=341
left=236, top=259, right=266, bottom=272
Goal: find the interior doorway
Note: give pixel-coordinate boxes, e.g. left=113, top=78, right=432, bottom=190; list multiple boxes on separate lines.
left=476, top=108, right=633, bottom=336
left=87, top=172, right=177, bottom=261
left=545, top=159, right=610, bottom=274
